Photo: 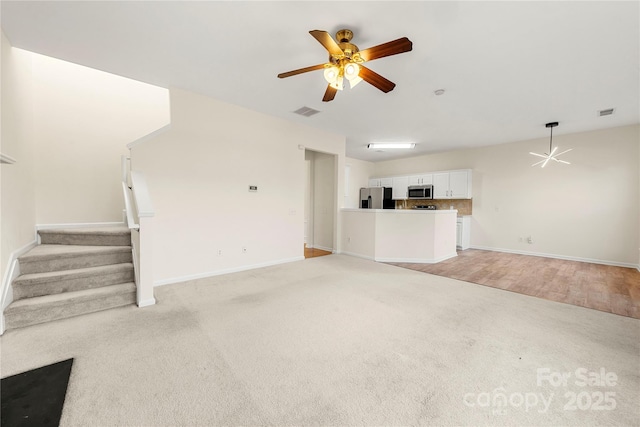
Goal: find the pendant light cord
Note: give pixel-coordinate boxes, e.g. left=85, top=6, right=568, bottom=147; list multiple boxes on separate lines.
left=549, top=125, right=553, bottom=153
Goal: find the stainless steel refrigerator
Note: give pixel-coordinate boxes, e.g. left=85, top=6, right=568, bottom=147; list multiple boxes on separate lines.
left=359, top=187, right=395, bottom=209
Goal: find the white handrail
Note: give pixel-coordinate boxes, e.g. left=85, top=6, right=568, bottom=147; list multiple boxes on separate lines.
left=120, top=154, right=155, bottom=307
left=121, top=182, right=139, bottom=230
left=130, top=171, right=155, bottom=218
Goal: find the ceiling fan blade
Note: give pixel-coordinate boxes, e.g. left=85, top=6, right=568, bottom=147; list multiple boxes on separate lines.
left=359, top=66, right=396, bottom=93
left=322, top=85, right=338, bottom=102
left=309, top=30, right=344, bottom=57
left=531, top=159, right=547, bottom=167
left=277, top=64, right=326, bottom=79
left=358, top=37, right=413, bottom=62
left=529, top=152, right=548, bottom=159
left=554, top=148, right=573, bottom=157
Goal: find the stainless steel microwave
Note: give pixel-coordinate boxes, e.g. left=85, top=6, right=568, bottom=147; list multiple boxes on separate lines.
left=408, top=185, right=433, bottom=199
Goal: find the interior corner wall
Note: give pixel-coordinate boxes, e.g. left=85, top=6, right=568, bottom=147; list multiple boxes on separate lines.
left=345, top=157, right=375, bottom=208
left=130, top=88, right=345, bottom=285
left=304, top=152, right=314, bottom=246
left=1, top=31, right=37, bottom=283
left=311, top=151, right=335, bottom=252
left=373, top=124, right=640, bottom=267
left=28, top=52, right=170, bottom=224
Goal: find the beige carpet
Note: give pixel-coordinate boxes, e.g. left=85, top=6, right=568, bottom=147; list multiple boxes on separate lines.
left=1, top=255, right=639, bottom=426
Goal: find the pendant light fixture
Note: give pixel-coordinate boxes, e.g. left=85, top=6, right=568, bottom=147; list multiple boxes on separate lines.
left=530, top=122, right=572, bottom=168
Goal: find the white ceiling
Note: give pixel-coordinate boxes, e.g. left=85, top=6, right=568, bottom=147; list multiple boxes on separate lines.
left=2, top=1, right=638, bottom=162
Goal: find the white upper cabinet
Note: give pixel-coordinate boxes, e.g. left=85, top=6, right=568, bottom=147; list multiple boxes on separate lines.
left=449, top=170, right=471, bottom=198
left=369, top=170, right=472, bottom=199
left=432, top=173, right=450, bottom=198
left=368, top=177, right=393, bottom=188
left=433, top=170, right=472, bottom=199
left=408, top=174, right=433, bottom=186
left=392, top=176, right=409, bottom=200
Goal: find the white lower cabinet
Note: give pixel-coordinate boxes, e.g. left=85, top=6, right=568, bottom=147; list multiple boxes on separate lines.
left=456, top=216, right=471, bottom=250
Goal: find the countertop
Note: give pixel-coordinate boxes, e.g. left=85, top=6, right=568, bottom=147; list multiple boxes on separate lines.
left=341, top=208, right=457, bottom=214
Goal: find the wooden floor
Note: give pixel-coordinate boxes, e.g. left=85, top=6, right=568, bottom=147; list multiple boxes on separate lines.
left=389, top=249, right=640, bottom=319
left=304, top=246, right=332, bottom=259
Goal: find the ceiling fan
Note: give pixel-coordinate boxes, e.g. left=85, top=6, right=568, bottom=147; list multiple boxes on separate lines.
left=277, top=29, right=413, bottom=102
left=530, top=122, right=572, bottom=168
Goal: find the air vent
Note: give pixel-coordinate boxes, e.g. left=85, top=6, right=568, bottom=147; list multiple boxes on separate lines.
left=599, top=108, right=615, bottom=117
left=293, top=106, right=321, bottom=117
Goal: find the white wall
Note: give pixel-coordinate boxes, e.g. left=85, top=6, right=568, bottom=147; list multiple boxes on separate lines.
left=304, top=155, right=313, bottom=246
left=131, top=88, right=345, bottom=285
left=311, top=151, right=335, bottom=252
left=1, top=31, right=37, bottom=285
left=374, top=125, right=640, bottom=267
left=29, top=52, right=170, bottom=224
left=345, top=157, right=375, bottom=208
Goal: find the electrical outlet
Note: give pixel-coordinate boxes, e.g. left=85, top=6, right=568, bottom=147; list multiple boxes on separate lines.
left=527, top=236, right=533, bottom=244
left=218, top=249, right=223, bottom=256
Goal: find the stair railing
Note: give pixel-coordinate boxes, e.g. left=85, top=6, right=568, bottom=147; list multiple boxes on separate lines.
left=121, top=155, right=156, bottom=307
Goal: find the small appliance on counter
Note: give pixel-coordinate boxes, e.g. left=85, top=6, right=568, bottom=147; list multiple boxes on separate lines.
left=413, top=205, right=437, bottom=210
left=407, top=185, right=433, bottom=199
left=359, top=187, right=395, bottom=209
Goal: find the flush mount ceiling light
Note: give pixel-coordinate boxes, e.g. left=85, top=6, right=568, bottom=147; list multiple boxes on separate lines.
left=530, top=122, right=572, bottom=168
left=368, top=143, right=416, bottom=149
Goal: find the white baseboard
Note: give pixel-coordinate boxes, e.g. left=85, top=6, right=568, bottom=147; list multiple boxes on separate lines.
left=153, top=256, right=305, bottom=287
left=137, top=298, right=156, bottom=308
left=311, top=245, right=335, bottom=253
left=471, top=245, right=638, bottom=269
left=375, top=252, right=458, bottom=264
left=1, top=239, right=38, bottom=336
left=339, top=251, right=375, bottom=261
left=340, top=251, right=458, bottom=264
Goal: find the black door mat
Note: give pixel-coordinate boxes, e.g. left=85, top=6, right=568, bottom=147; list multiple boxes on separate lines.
left=1, top=358, right=73, bottom=427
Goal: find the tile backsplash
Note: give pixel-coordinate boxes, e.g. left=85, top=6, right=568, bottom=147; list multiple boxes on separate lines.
left=395, top=198, right=473, bottom=215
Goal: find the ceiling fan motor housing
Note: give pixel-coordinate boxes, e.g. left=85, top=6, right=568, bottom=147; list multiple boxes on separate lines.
left=335, top=29, right=360, bottom=60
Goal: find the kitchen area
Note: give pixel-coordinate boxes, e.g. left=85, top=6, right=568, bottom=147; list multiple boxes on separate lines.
left=341, top=169, right=472, bottom=263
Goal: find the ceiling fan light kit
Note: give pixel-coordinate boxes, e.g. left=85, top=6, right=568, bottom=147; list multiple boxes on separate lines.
left=530, top=122, right=573, bottom=168
left=278, top=29, right=413, bottom=102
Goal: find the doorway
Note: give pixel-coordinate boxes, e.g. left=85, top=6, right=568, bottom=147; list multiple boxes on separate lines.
left=304, top=150, right=335, bottom=258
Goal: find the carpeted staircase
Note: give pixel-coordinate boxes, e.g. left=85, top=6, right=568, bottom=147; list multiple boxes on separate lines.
left=4, top=227, right=137, bottom=330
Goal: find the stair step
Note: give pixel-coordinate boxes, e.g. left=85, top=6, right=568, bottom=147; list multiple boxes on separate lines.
left=4, top=283, right=136, bottom=330
left=12, top=263, right=134, bottom=300
left=18, top=245, right=132, bottom=274
left=39, top=226, right=131, bottom=246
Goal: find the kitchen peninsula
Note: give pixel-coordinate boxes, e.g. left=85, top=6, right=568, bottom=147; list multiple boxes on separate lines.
left=341, top=209, right=458, bottom=263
